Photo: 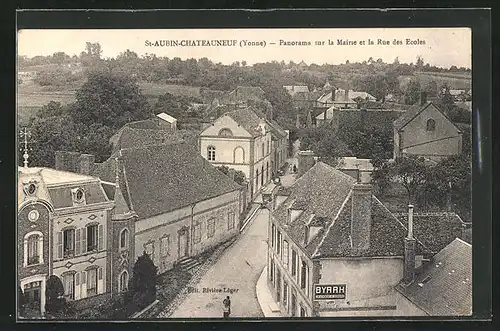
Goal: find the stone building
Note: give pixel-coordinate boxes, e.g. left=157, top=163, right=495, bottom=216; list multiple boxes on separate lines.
left=393, top=93, right=463, bottom=161
left=91, top=143, right=243, bottom=275
left=265, top=157, right=469, bottom=317
left=199, top=107, right=273, bottom=201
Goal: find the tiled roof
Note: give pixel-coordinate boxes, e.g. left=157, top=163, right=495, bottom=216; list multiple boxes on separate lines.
left=93, top=143, right=241, bottom=219
left=272, top=162, right=356, bottom=255
left=273, top=162, right=464, bottom=259
left=226, top=107, right=266, bottom=138
left=396, top=238, right=472, bottom=316
left=111, top=127, right=197, bottom=153
left=396, top=213, right=465, bottom=255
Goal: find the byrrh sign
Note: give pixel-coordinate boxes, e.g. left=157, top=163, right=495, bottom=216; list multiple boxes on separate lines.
left=313, top=284, right=347, bottom=300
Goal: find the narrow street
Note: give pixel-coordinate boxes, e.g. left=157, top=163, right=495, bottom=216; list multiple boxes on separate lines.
left=169, top=208, right=271, bottom=318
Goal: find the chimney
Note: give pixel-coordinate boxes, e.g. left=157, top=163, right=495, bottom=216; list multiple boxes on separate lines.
left=350, top=183, right=373, bottom=253
left=79, top=154, right=95, bottom=175
left=297, top=150, right=315, bottom=176
left=420, top=91, right=427, bottom=106
left=55, top=151, right=80, bottom=172
left=403, top=205, right=416, bottom=284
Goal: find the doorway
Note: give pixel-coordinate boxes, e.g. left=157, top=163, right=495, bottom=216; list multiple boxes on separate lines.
left=178, top=229, right=189, bottom=259
left=23, top=281, right=41, bottom=317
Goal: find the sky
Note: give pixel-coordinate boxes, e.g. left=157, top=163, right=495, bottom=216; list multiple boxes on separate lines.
left=18, top=28, right=471, bottom=68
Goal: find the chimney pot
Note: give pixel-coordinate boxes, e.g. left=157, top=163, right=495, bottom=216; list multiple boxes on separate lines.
left=403, top=204, right=416, bottom=284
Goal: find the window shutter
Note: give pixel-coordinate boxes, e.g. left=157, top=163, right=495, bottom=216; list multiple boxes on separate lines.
left=57, top=231, right=63, bottom=259
left=98, top=267, right=103, bottom=280
left=82, top=271, right=86, bottom=284
left=98, top=224, right=103, bottom=251
left=76, top=272, right=80, bottom=286
left=75, top=229, right=81, bottom=255
left=82, top=228, right=87, bottom=253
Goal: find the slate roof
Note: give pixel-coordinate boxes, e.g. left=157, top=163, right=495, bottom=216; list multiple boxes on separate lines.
left=225, top=107, right=266, bottom=138
left=396, top=238, right=472, bottom=316
left=93, top=143, right=241, bottom=219
left=273, top=162, right=464, bottom=259
left=18, top=166, right=109, bottom=210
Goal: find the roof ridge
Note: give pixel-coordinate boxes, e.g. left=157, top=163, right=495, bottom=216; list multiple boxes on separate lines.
left=312, top=189, right=353, bottom=258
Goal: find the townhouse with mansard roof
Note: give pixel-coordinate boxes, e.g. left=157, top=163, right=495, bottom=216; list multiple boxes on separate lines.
left=17, top=163, right=131, bottom=318
left=265, top=156, right=470, bottom=317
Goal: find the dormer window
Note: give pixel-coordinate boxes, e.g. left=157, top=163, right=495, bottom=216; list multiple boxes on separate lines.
left=71, top=188, right=86, bottom=205
left=23, top=181, right=38, bottom=196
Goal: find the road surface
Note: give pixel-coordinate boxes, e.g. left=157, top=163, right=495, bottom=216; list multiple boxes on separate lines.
left=169, top=208, right=270, bottom=318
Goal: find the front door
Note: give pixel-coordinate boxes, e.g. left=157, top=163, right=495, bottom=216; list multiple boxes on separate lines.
left=178, top=231, right=188, bottom=259
left=24, top=281, right=42, bottom=317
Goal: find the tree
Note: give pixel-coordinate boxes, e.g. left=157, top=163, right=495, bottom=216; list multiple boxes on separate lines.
left=373, top=156, right=429, bottom=204
left=129, top=251, right=158, bottom=310
left=71, top=71, right=151, bottom=130
left=216, top=166, right=246, bottom=186
left=81, top=42, right=102, bottom=66
left=25, top=115, right=79, bottom=167
left=416, top=56, right=424, bottom=70
left=45, top=275, right=66, bottom=316
left=37, top=101, right=67, bottom=118
left=52, top=52, right=70, bottom=65
left=404, top=79, right=421, bottom=105
left=424, top=80, right=438, bottom=97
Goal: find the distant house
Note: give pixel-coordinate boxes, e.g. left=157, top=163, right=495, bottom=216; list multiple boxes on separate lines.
left=156, top=112, right=177, bottom=130
left=393, top=93, right=462, bottom=161
left=396, top=238, right=472, bottom=316
left=266, top=158, right=469, bottom=317
left=315, top=89, right=357, bottom=109
left=220, top=86, right=268, bottom=105
left=348, top=90, right=377, bottom=102
left=283, top=85, right=310, bottom=97
left=199, top=107, right=273, bottom=201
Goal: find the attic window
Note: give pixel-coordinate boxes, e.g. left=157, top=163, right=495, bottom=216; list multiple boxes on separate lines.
left=219, top=128, right=233, bottom=137
left=426, top=119, right=436, bottom=131
left=422, top=275, right=432, bottom=284
left=71, top=188, right=86, bottom=205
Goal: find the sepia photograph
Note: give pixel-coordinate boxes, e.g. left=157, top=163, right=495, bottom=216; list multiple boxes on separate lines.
left=16, top=24, right=475, bottom=320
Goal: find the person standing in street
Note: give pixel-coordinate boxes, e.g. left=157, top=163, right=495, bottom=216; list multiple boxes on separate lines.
left=222, top=296, right=230, bottom=318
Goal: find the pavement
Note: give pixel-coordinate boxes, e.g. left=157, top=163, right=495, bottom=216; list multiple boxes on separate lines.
left=168, top=208, right=271, bottom=318
left=256, top=266, right=282, bottom=318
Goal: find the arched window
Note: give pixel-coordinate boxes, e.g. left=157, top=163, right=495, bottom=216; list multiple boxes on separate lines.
left=218, top=128, right=233, bottom=137
left=233, top=146, right=245, bottom=163
left=426, top=118, right=436, bottom=131
left=207, top=146, right=216, bottom=161
left=119, top=228, right=129, bottom=250
left=24, top=231, right=43, bottom=267
left=119, top=270, right=129, bottom=292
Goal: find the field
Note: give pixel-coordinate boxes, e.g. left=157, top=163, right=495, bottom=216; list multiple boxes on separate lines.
left=17, top=79, right=203, bottom=125
left=399, top=72, right=471, bottom=90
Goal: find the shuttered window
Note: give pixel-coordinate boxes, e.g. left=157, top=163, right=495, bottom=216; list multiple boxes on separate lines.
left=57, top=232, right=63, bottom=259
left=75, top=229, right=81, bottom=255
left=98, top=224, right=103, bottom=251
